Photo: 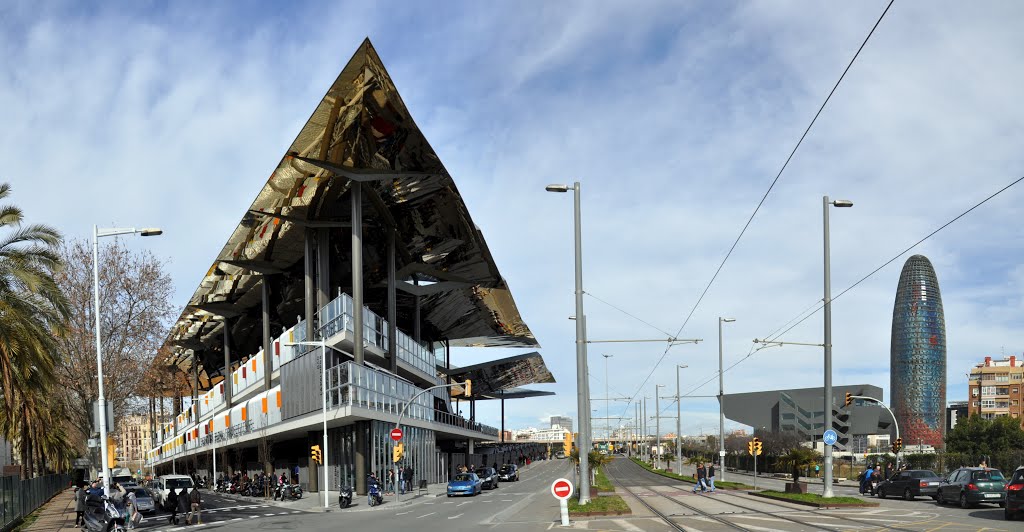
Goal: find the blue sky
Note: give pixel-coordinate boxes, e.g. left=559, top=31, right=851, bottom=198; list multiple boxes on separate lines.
left=4, top=1, right=1024, bottom=438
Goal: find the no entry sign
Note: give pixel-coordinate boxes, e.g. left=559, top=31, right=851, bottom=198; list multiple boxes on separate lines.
left=390, top=428, right=403, bottom=441
left=550, top=478, right=574, bottom=500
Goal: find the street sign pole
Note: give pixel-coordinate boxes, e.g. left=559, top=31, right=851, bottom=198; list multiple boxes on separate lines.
left=753, top=453, right=757, bottom=490
left=551, top=478, right=574, bottom=526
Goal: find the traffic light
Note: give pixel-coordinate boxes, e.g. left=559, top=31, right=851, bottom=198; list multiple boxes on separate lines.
left=463, top=379, right=472, bottom=397
left=311, top=444, right=322, bottom=465
left=844, top=392, right=853, bottom=407
left=107, top=436, right=117, bottom=468
left=747, top=440, right=755, bottom=455
left=753, top=437, right=763, bottom=456
left=563, top=431, right=574, bottom=452
left=891, top=437, right=902, bottom=454
left=392, top=442, right=404, bottom=463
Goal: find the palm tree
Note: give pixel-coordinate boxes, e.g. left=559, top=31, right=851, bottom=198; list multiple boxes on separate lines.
left=0, top=182, right=70, bottom=477
left=777, top=446, right=822, bottom=484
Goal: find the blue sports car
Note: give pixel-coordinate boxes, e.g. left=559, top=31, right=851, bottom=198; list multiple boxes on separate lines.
left=447, top=473, right=482, bottom=497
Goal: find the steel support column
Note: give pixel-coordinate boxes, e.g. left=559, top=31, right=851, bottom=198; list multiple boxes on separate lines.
left=316, top=229, right=330, bottom=310
left=304, top=229, right=316, bottom=341
left=262, top=279, right=272, bottom=392
left=223, top=323, right=232, bottom=408
left=387, top=229, right=398, bottom=373
left=351, top=185, right=364, bottom=365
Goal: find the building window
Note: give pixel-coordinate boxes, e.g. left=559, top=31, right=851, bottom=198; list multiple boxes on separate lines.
left=1014, top=388, right=1020, bottom=394
left=982, top=386, right=996, bottom=396
left=996, top=374, right=1009, bottom=383
left=972, top=388, right=979, bottom=397
left=982, top=399, right=996, bottom=409
left=973, top=401, right=979, bottom=407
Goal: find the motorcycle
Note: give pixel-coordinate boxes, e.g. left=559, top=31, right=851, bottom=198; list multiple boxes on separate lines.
left=275, top=483, right=303, bottom=500
left=367, top=483, right=383, bottom=507
left=338, top=485, right=353, bottom=508
left=81, top=495, right=127, bottom=532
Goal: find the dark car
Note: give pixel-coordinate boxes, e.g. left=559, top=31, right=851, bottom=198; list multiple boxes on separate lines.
left=1005, top=466, right=1024, bottom=521
left=477, top=467, right=499, bottom=489
left=936, top=467, right=1006, bottom=509
left=876, top=469, right=943, bottom=500
left=498, top=464, right=519, bottom=482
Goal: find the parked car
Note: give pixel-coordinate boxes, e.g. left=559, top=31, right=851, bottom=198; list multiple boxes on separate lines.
left=477, top=467, right=499, bottom=489
left=151, top=474, right=196, bottom=510
left=132, top=488, right=156, bottom=514
left=936, top=467, right=1006, bottom=509
left=447, top=473, right=482, bottom=497
left=555, top=451, right=566, bottom=459
left=1005, top=466, right=1024, bottom=521
left=498, top=464, right=519, bottom=482
left=876, top=469, right=943, bottom=500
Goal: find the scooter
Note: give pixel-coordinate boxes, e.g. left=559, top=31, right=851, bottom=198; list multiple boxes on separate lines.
left=275, top=482, right=303, bottom=500
left=81, top=495, right=127, bottom=532
left=338, top=485, right=353, bottom=508
left=367, top=483, right=383, bottom=507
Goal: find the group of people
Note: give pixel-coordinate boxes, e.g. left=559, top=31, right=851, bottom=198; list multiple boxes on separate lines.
left=692, top=462, right=717, bottom=493
left=383, top=465, right=415, bottom=494
left=165, top=486, right=202, bottom=526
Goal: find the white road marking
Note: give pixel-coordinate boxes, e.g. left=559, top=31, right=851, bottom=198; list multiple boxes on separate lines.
left=264, top=513, right=277, bottom=516
left=416, top=512, right=436, bottom=518
left=612, top=518, right=645, bottom=531
left=457, top=501, right=471, bottom=506
left=395, top=511, right=411, bottom=515
left=448, top=513, right=463, bottom=519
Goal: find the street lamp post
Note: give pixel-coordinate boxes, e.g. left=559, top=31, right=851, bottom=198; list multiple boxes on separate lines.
left=546, top=182, right=592, bottom=503
left=822, top=196, right=852, bottom=498
left=676, top=365, right=687, bottom=471
left=603, top=354, right=612, bottom=450
left=93, top=225, right=161, bottom=496
left=655, top=384, right=665, bottom=470
left=284, top=339, right=346, bottom=510
left=718, top=317, right=735, bottom=481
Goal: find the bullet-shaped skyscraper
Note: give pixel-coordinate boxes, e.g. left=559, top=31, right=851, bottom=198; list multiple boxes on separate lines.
left=890, top=254, right=947, bottom=448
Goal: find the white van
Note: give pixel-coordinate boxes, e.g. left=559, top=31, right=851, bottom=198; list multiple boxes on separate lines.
left=152, top=475, right=194, bottom=510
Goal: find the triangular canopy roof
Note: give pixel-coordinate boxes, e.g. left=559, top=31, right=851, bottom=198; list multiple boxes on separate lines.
left=163, top=39, right=537, bottom=383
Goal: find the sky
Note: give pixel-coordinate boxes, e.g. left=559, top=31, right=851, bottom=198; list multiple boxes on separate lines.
left=4, top=0, right=1024, bottom=439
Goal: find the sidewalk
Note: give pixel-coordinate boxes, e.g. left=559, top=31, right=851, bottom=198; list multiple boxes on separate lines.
left=22, top=487, right=78, bottom=531
left=213, top=482, right=446, bottom=513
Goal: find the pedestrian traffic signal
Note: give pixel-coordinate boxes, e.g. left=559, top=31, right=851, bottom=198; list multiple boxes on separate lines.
left=393, top=442, right=404, bottom=463
left=844, top=392, right=853, bottom=407
left=311, top=444, right=322, bottom=465
left=463, top=379, right=472, bottom=397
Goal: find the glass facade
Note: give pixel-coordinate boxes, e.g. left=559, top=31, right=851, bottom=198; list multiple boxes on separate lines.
left=890, top=254, right=946, bottom=448
left=327, top=421, right=436, bottom=492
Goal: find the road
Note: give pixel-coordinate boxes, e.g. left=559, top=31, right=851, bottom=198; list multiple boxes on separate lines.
left=606, top=457, right=1014, bottom=532
left=128, top=490, right=309, bottom=531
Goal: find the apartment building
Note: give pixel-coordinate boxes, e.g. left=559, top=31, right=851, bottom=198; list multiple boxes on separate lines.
left=967, top=356, right=1024, bottom=424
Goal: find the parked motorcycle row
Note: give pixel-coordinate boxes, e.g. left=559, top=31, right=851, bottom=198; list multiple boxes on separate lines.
left=214, top=476, right=303, bottom=500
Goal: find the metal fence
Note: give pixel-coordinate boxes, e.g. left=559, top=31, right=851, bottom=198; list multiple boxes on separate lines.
left=0, top=474, right=72, bottom=531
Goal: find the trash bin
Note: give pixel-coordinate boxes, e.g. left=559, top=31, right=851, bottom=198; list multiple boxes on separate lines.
left=418, top=479, right=427, bottom=492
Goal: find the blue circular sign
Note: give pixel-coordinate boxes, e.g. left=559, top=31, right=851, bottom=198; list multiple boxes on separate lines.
left=823, top=429, right=838, bottom=446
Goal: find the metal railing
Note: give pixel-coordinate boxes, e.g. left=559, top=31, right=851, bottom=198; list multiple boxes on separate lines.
left=1, top=474, right=72, bottom=531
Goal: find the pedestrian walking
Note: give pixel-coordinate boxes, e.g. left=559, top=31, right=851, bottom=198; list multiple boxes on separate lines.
left=167, top=488, right=180, bottom=525
left=386, top=468, right=395, bottom=494
left=126, top=489, right=142, bottom=530
left=707, top=463, right=717, bottom=492
left=177, top=487, right=190, bottom=525
left=187, top=486, right=202, bottom=525
left=692, top=463, right=707, bottom=493
left=403, top=465, right=413, bottom=494
left=884, top=463, right=893, bottom=482
left=74, top=486, right=87, bottom=526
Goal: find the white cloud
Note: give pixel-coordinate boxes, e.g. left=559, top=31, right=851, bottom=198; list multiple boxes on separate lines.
left=4, top=0, right=1023, bottom=437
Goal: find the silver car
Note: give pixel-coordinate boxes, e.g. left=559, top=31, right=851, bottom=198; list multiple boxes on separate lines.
left=132, top=488, right=156, bottom=513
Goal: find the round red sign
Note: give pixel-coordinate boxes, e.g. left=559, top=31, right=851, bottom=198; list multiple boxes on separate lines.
left=550, top=478, right=574, bottom=500
left=390, top=428, right=403, bottom=441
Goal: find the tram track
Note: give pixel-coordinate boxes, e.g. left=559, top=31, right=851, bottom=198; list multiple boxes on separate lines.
left=606, top=457, right=920, bottom=532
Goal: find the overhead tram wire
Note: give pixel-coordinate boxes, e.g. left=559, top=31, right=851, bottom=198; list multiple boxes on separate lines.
left=673, top=172, right=1024, bottom=402
left=617, top=0, right=896, bottom=421
left=584, top=290, right=678, bottom=338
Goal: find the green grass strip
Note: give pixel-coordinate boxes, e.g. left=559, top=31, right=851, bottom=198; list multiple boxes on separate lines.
left=567, top=494, right=631, bottom=515
left=593, top=466, right=615, bottom=491
left=629, top=457, right=754, bottom=490
left=757, top=490, right=877, bottom=506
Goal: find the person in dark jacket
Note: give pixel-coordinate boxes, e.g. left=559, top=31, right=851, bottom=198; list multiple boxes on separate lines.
left=707, top=463, right=717, bottom=492
left=74, top=486, right=87, bottom=525
left=403, top=466, right=413, bottom=494
left=167, top=488, right=179, bottom=525
left=177, top=487, right=191, bottom=524
left=692, top=463, right=708, bottom=493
